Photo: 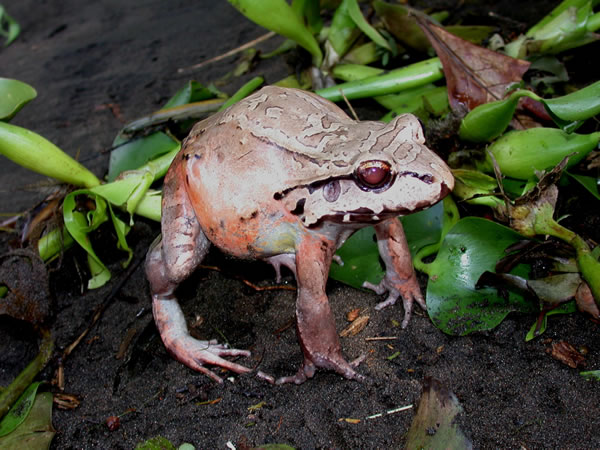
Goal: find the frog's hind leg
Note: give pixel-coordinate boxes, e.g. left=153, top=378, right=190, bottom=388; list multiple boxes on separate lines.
left=145, top=171, right=251, bottom=383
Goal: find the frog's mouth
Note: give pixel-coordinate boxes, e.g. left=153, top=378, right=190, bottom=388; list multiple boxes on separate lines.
left=326, top=196, right=445, bottom=224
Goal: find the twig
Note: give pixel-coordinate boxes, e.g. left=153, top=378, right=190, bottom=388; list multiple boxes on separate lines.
left=177, top=31, right=276, bottom=74
left=340, top=89, right=359, bottom=121
left=364, top=336, right=398, bottom=341
left=365, top=404, right=413, bottom=420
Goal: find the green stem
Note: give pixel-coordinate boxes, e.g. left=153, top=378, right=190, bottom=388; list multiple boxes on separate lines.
left=538, top=217, right=600, bottom=306
left=37, top=227, right=74, bottom=262
left=218, top=76, right=265, bottom=112
left=0, top=328, right=54, bottom=420
left=316, top=57, right=443, bottom=101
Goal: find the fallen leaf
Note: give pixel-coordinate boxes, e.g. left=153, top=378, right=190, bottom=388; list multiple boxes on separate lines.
left=547, top=341, right=586, bottom=368
left=346, top=308, right=361, bottom=322
left=415, top=15, right=530, bottom=111
left=339, top=315, right=369, bottom=337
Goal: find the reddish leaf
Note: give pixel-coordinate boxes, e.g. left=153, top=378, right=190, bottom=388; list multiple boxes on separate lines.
left=415, top=16, right=530, bottom=111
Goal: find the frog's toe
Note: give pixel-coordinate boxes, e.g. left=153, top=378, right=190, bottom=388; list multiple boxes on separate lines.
left=169, top=337, right=253, bottom=382
left=363, top=276, right=426, bottom=328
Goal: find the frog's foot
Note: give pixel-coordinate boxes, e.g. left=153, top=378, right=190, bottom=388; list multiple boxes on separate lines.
left=275, top=351, right=366, bottom=385
left=274, top=313, right=366, bottom=385
left=266, top=254, right=297, bottom=282
left=363, top=273, right=426, bottom=329
left=153, top=296, right=252, bottom=383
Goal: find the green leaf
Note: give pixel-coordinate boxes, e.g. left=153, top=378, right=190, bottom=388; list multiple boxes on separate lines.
left=135, top=436, right=177, bottom=450
left=162, top=81, right=216, bottom=109
left=108, top=131, right=180, bottom=182
left=217, top=76, right=264, bottom=112
left=330, top=204, right=447, bottom=289
left=401, top=201, right=447, bottom=257
left=525, top=301, right=577, bottom=341
left=330, top=226, right=383, bottom=289
left=426, top=217, right=536, bottom=336
left=580, top=370, right=600, bottom=381
left=345, top=0, right=392, bottom=52
left=459, top=95, right=520, bottom=143
left=460, top=82, right=600, bottom=142
left=0, top=6, right=21, bottom=47
left=485, top=128, right=600, bottom=180
left=0, top=392, right=55, bottom=449
left=0, top=382, right=42, bottom=437
left=63, top=191, right=112, bottom=289
left=567, top=172, right=600, bottom=201
left=228, top=0, right=323, bottom=66
left=544, top=80, right=600, bottom=125
left=0, top=78, right=37, bottom=121
left=0, top=121, right=101, bottom=188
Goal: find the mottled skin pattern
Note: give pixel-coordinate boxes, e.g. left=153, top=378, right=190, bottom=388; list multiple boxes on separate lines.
left=145, top=86, right=454, bottom=384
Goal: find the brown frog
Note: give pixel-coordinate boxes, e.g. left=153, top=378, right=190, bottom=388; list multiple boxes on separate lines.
left=145, top=86, right=454, bottom=384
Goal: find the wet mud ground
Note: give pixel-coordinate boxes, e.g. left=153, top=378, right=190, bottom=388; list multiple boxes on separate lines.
left=1, top=1, right=599, bottom=448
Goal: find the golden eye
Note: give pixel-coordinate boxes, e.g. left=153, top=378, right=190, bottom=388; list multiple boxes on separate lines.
left=355, top=160, right=393, bottom=190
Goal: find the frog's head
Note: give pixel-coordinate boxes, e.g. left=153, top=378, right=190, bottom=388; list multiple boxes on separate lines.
left=281, top=113, right=454, bottom=228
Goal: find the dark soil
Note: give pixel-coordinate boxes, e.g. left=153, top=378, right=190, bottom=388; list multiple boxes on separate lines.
left=1, top=1, right=599, bottom=449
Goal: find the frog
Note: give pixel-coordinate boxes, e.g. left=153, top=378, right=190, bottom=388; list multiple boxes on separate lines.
left=145, top=86, right=454, bottom=384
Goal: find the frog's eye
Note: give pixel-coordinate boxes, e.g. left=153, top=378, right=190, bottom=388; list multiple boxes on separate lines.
left=354, top=160, right=393, bottom=191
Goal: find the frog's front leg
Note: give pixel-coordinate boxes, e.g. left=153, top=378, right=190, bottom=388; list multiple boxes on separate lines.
left=276, top=236, right=364, bottom=384
left=145, top=171, right=252, bottom=383
left=363, top=218, right=426, bottom=329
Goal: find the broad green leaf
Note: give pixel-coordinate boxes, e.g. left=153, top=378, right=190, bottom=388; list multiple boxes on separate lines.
left=330, top=226, right=382, bottom=289
left=0, top=6, right=20, bottom=47
left=0, top=392, right=55, bottom=449
left=401, top=201, right=447, bottom=257
left=108, top=131, right=180, bottom=181
left=0, top=382, right=42, bottom=437
left=330, top=204, right=447, bottom=289
left=0, top=78, right=37, bottom=121
left=162, top=81, right=216, bottom=109
left=426, top=217, right=536, bottom=336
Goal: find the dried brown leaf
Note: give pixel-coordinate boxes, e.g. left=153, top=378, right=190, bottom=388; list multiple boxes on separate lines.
left=339, top=315, right=369, bottom=337
left=415, top=15, right=530, bottom=111
left=547, top=341, right=586, bottom=368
